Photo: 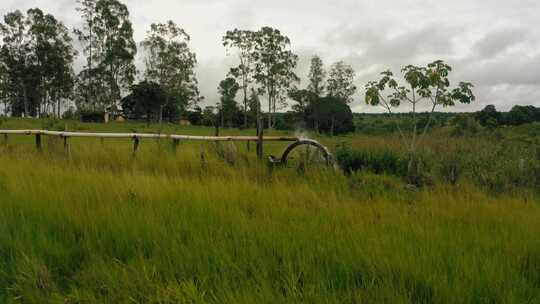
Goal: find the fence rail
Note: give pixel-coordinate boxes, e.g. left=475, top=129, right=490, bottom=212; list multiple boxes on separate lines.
left=0, top=129, right=333, bottom=166
left=0, top=129, right=299, bottom=142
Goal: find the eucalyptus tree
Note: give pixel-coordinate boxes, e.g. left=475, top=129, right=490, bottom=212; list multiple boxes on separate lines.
left=252, top=26, right=299, bottom=129
left=27, top=8, right=76, bottom=117
left=223, top=29, right=256, bottom=128
left=217, top=77, right=240, bottom=128
left=327, top=61, right=356, bottom=103
left=142, top=21, right=199, bottom=122
left=73, top=0, right=98, bottom=107
left=1, top=9, right=75, bottom=117
left=365, top=60, right=475, bottom=154
left=307, top=55, right=326, bottom=97
left=0, top=10, right=31, bottom=116
left=93, top=0, right=136, bottom=112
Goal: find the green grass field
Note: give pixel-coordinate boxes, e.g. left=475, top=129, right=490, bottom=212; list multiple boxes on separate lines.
left=1, top=118, right=539, bottom=303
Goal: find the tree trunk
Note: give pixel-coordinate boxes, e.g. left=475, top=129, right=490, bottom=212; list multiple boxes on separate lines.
left=243, top=86, right=248, bottom=128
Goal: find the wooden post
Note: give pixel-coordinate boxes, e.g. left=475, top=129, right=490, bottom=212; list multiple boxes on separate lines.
left=3, top=134, right=7, bottom=146
left=35, top=133, right=42, bottom=151
left=133, top=136, right=140, bottom=155
left=214, top=121, right=220, bottom=136
left=63, top=135, right=70, bottom=155
left=247, top=140, right=250, bottom=152
left=171, top=138, right=180, bottom=152
left=256, top=115, right=263, bottom=161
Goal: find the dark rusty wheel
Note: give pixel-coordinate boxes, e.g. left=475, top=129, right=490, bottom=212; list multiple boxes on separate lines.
left=269, top=139, right=333, bottom=167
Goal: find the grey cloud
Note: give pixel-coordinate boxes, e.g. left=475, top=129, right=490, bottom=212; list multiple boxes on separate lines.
left=2, top=0, right=540, bottom=111
left=472, top=28, right=527, bottom=59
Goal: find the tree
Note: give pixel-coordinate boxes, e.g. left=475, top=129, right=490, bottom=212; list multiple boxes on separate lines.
left=247, top=87, right=261, bottom=125
left=186, top=105, right=203, bottom=125
left=252, top=27, right=299, bottom=129
left=1, top=9, right=76, bottom=117
left=305, top=96, right=354, bottom=135
left=223, top=29, right=256, bottom=128
left=92, top=0, right=137, bottom=111
left=475, top=104, right=502, bottom=128
left=121, top=80, right=165, bottom=123
left=307, top=55, right=326, bottom=97
left=26, top=8, right=76, bottom=117
left=365, top=60, right=475, bottom=155
left=142, top=21, right=199, bottom=123
left=218, top=77, right=240, bottom=128
left=507, top=105, right=539, bottom=125
left=0, top=10, right=31, bottom=116
left=73, top=0, right=98, bottom=108
left=289, top=88, right=318, bottom=129
left=201, top=106, right=217, bottom=126
left=327, top=61, right=356, bottom=103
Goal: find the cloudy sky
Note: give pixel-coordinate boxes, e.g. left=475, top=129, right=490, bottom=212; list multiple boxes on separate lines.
left=3, top=0, right=540, bottom=112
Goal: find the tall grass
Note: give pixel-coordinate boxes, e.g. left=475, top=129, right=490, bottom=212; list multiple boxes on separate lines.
left=0, top=119, right=539, bottom=303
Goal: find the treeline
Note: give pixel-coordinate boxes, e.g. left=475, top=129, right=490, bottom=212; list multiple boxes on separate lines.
left=0, top=0, right=357, bottom=135
left=475, top=104, right=540, bottom=127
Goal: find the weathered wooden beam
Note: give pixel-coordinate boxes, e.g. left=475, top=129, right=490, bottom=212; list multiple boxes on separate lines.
left=132, top=136, right=140, bottom=155
left=0, top=130, right=299, bottom=142
left=171, top=138, right=180, bottom=152
left=62, top=135, right=70, bottom=155
left=35, top=133, right=42, bottom=151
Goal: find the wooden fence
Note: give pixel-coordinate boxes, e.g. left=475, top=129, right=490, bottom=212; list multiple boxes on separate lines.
left=0, top=129, right=332, bottom=165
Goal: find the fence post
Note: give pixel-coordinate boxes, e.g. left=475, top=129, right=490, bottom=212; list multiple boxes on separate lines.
left=63, top=135, right=70, bottom=155
left=132, top=136, right=140, bottom=155
left=3, top=134, right=7, bottom=146
left=171, top=138, right=180, bottom=152
left=35, top=133, right=42, bottom=151
left=247, top=140, right=250, bottom=152
left=256, top=115, right=263, bottom=161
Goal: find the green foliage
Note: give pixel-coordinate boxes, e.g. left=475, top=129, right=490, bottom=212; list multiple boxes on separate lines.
left=305, top=97, right=355, bottom=135
left=142, top=20, right=199, bottom=122
left=218, top=77, right=240, bottom=128
left=0, top=8, right=75, bottom=117
left=326, top=61, right=356, bottom=103
left=251, top=26, right=299, bottom=129
left=336, top=143, right=407, bottom=176
left=307, top=55, right=326, bottom=97
left=365, top=60, right=475, bottom=153
left=74, top=0, right=137, bottom=110
left=450, top=114, right=481, bottom=137
left=507, top=105, right=540, bottom=126
left=121, top=80, right=166, bottom=123
left=77, top=109, right=105, bottom=123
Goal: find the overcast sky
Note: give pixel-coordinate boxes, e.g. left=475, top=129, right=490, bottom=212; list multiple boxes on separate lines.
left=2, top=0, right=540, bottom=112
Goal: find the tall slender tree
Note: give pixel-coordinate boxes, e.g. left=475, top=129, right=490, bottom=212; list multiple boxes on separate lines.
left=142, top=21, right=199, bottom=123
left=94, top=0, right=136, bottom=113
left=0, top=10, right=31, bottom=116
left=223, top=29, right=256, bottom=128
left=218, top=77, right=240, bottom=128
left=327, top=61, right=356, bottom=103
left=73, top=0, right=98, bottom=108
left=307, top=55, right=326, bottom=97
left=1, top=9, right=75, bottom=117
left=252, top=26, right=299, bottom=129
left=27, top=8, right=76, bottom=117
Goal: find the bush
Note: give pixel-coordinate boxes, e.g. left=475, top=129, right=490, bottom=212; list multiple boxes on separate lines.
left=78, top=110, right=105, bottom=123
left=335, top=143, right=407, bottom=176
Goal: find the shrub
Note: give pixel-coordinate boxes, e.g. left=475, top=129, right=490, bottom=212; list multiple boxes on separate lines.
left=335, top=143, right=407, bottom=176
left=78, top=110, right=105, bottom=123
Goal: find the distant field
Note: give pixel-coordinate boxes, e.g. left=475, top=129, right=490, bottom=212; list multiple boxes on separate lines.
left=0, top=118, right=539, bottom=303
